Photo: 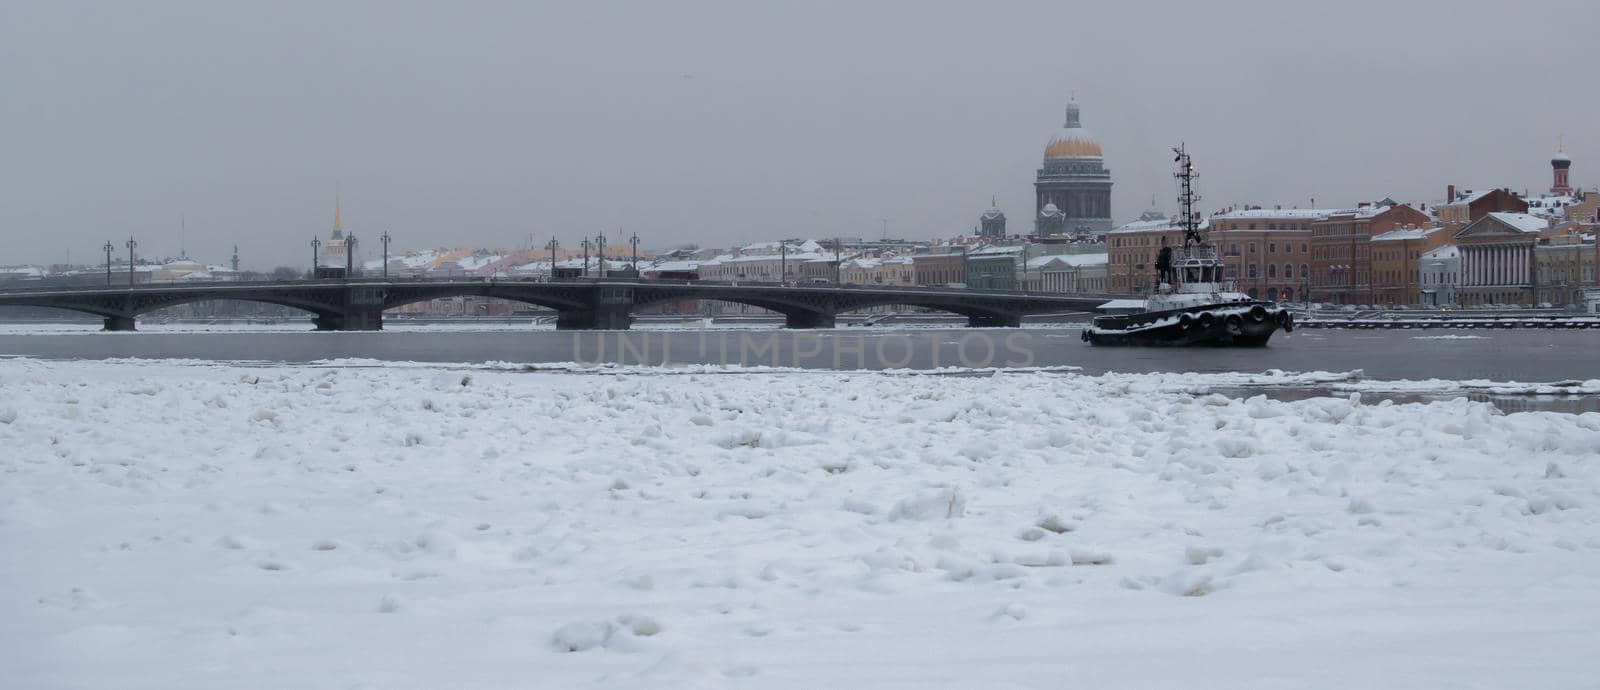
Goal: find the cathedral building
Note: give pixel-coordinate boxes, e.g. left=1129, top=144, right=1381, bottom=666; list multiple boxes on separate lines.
left=1035, top=99, right=1113, bottom=237
left=978, top=197, right=1007, bottom=238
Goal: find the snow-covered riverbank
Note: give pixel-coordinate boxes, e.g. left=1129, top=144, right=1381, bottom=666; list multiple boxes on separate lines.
left=3, top=359, right=1597, bottom=689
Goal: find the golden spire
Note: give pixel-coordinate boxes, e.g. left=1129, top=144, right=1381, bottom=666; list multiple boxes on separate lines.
left=991, top=194, right=997, bottom=207
left=331, top=184, right=343, bottom=240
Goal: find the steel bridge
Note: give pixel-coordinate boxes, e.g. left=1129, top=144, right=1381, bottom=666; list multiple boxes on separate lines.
left=0, top=278, right=1113, bottom=330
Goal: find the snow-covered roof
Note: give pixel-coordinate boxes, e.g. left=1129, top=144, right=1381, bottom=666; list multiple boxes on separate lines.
left=969, top=245, right=1026, bottom=256
left=1421, top=244, right=1459, bottom=260
left=1110, top=218, right=1179, bottom=234
left=1487, top=212, right=1550, bottom=234
left=1027, top=253, right=1108, bottom=269
left=722, top=251, right=832, bottom=263
left=1212, top=208, right=1341, bottom=220
left=1371, top=226, right=1441, bottom=242
left=456, top=254, right=504, bottom=271
left=643, top=260, right=703, bottom=273
left=1443, top=189, right=1497, bottom=206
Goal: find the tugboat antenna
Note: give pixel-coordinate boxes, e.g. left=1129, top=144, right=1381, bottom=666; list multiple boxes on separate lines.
left=1173, top=144, right=1203, bottom=250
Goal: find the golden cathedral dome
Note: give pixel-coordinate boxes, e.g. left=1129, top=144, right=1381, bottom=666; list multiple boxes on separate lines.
left=1044, top=133, right=1103, bottom=159
left=1043, top=99, right=1103, bottom=160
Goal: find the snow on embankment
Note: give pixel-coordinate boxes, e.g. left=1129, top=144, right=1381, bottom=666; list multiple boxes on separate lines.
left=1, top=359, right=1598, bottom=689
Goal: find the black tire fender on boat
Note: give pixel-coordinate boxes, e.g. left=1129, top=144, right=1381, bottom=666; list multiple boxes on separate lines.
left=1273, top=310, right=1288, bottom=326
left=1081, top=329, right=1091, bottom=342
left=1249, top=305, right=1268, bottom=323
left=1198, top=311, right=1216, bottom=329
left=1224, top=313, right=1244, bottom=335
left=1178, top=313, right=1195, bottom=330
left=1283, top=312, right=1296, bottom=333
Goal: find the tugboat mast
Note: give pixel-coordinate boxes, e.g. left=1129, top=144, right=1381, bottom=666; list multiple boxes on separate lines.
left=1173, top=144, right=1203, bottom=250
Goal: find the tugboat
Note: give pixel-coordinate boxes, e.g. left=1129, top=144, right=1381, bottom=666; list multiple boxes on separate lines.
left=1082, top=145, right=1294, bottom=346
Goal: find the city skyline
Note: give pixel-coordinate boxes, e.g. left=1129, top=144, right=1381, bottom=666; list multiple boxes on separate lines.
left=2, top=0, right=1595, bottom=269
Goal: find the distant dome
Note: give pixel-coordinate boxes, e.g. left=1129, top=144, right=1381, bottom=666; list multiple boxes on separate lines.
left=981, top=207, right=1005, bottom=220
left=1552, top=149, right=1571, bottom=169
left=1043, top=100, right=1103, bottom=160
left=1040, top=202, right=1063, bottom=216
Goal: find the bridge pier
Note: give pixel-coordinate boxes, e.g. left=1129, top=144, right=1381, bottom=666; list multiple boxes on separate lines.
left=966, top=313, right=1023, bottom=328
left=312, top=308, right=384, bottom=331
left=102, top=316, right=137, bottom=331
left=783, top=311, right=836, bottom=329
left=555, top=304, right=633, bottom=330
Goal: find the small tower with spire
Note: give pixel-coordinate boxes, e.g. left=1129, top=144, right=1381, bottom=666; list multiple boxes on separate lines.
left=1551, top=137, right=1572, bottom=195
left=231, top=244, right=240, bottom=272
left=331, top=188, right=344, bottom=240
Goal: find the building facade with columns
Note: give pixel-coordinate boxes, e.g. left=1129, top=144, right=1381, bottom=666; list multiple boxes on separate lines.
left=1034, top=99, right=1113, bottom=237
left=1455, top=212, right=1551, bottom=305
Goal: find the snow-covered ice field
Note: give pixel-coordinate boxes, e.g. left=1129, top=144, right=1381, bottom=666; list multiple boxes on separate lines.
left=3, top=359, right=1598, bottom=689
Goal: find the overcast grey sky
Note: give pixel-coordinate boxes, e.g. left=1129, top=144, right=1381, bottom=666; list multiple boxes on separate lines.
left=2, top=0, right=1595, bottom=270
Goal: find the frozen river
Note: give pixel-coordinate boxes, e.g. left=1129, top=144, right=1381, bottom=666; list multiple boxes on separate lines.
left=2, top=322, right=1598, bottom=381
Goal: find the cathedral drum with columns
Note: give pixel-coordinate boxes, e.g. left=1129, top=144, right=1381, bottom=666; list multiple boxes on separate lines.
left=1035, top=99, right=1114, bottom=237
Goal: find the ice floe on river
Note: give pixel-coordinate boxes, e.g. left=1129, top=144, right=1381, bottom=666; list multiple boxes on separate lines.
left=2, top=358, right=1598, bottom=689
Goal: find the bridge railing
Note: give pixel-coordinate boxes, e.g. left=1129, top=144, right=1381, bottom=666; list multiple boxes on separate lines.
left=0, top=274, right=1116, bottom=301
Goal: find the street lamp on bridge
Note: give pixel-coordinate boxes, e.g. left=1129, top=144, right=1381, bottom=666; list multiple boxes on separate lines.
left=629, top=232, right=639, bottom=274
left=311, top=237, right=321, bottom=278
left=124, top=237, right=137, bottom=286
left=546, top=237, right=559, bottom=278
left=102, top=241, right=114, bottom=285
left=596, top=232, right=607, bottom=278
left=345, top=233, right=357, bottom=276
left=380, top=231, right=391, bottom=278
left=580, top=238, right=591, bottom=276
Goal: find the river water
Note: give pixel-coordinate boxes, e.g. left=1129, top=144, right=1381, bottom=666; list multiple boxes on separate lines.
left=4, top=322, right=1598, bottom=412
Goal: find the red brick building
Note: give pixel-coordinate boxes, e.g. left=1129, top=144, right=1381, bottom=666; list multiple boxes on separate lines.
left=1208, top=208, right=1335, bottom=302
left=1309, top=204, right=1432, bottom=305
left=1435, top=187, right=1529, bottom=232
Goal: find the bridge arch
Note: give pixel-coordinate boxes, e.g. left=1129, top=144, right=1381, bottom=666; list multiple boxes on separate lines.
left=0, top=292, right=342, bottom=330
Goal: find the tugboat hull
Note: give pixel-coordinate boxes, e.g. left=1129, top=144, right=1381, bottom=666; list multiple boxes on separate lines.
left=1082, top=303, right=1293, bottom=347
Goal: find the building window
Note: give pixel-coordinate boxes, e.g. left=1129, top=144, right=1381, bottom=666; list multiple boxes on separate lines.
left=1268, top=242, right=1277, bottom=254
left=1301, top=243, right=1308, bottom=253
left=1268, top=264, right=1277, bottom=278
left=1249, top=243, right=1257, bottom=253
left=1248, top=264, right=1258, bottom=278
left=1300, top=264, right=1309, bottom=279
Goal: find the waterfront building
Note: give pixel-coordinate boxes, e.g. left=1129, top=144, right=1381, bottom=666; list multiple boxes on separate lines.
left=1454, top=212, right=1551, bottom=306
left=1021, top=254, right=1108, bottom=293
left=1435, top=187, right=1528, bottom=233
left=840, top=256, right=914, bottom=287
left=1534, top=230, right=1596, bottom=306
left=966, top=245, right=1025, bottom=290
left=912, top=252, right=966, bottom=286
left=1035, top=99, right=1113, bottom=237
left=1210, top=208, right=1337, bottom=302
left=1309, top=204, right=1431, bottom=305
left=1105, top=216, right=1186, bottom=295
left=1369, top=226, right=1449, bottom=305
left=1418, top=244, right=1461, bottom=306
